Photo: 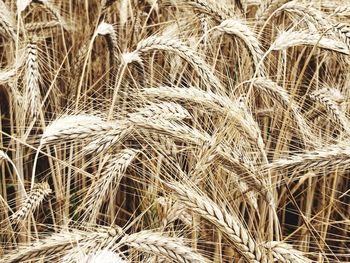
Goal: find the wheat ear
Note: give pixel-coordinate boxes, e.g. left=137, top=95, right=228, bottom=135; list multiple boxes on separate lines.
left=1, top=227, right=122, bottom=263
left=34, top=0, right=71, bottom=31
left=96, top=21, right=119, bottom=61
left=83, top=121, right=132, bottom=154
left=101, top=0, right=117, bottom=10
left=134, top=115, right=272, bottom=204
left=157, top=197, right=194, bottom=228
left=0, top=0, right=16, bottom=40
left=84, top=102, right=189, bottom=154
left=0, top=48, right=26, bottom=85
left=128, top=102, right=191, bottom=121
left=62, top=249, right=128, bottom=263
left=229, top=171, right=259, bottom=211
left=262, top=241, right=312, bottom=263
left=118, top=231, right=209, bottom=263
left=131, top=118, right=211, bottom=146
left=271, top=30, right=349, bottom=55
left=82, top=149, right=139, bottom=220
left=250, top=78, right=316, bottom=143
left=129, top=36, right=224, bottom=92
left=0, top=68, right=17, bottom=84
left=41, top=114, right=117, bottom=145
left=275, top=1, right=329, bottom=30
left=216, top=19, right=265, bottom=75
left=141, top=86, right=265, bottom=154
left=256, top=0, right=291, bottom=24
left=25, top=20, right=61, bottom=32
left=165, top=181, right=268, bottom=262
left=333, top=6, right=350, bottom=16
left=333, top=23, right=350, bottom=50
left=267, top=144, right=350, bottom=172
left=185, top=0, right=234, bottom=22
left=310, top=88, right=350, bottom=133
left=0, top=150, right=11, bottom=162
left=217, top=145, right=274, bottom=206
left=24, top=41, right=42, bottom=117
left=10, top=182, right=52, bottom=223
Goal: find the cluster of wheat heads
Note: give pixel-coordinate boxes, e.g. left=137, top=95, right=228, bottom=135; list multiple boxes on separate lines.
left=1, top=0, right=350, bottom=262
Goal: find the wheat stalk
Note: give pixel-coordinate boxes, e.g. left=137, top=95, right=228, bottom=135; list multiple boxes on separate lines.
left=119, top=0, right=129, bottom=26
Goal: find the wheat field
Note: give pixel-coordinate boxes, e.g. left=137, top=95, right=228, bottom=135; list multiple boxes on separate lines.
left=0, top=0, right=350, bottom=262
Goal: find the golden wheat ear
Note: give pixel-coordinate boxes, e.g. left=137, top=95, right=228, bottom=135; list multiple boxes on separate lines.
left=274, top=1, right=329, bottom=30
left=80, top=149, right=139, bottom=221
left=116, top=230, right=210, bottom=263
left=61, top=249, right=127, bottom=263
left=262, top=241, right=312, bottom=263
left=1, top=227, right=123, bottom=262
left=0, top=0, right=16, bottom=41
left=216, top=18, right=266, bottom=76
left=129, top=35, right=224, bottom=93
left=23, top=40, right=42, bottom=118
left=141, top=86, right=265, bottom=153
left=310, top=87, right=350, bottom=133
left=164, top=180, right=269, bottom=262
left=267, top=143, right=350, bottom=173
left=255, top=0, right=291, bottom=26
left=10, top=182, right=52, bottom=224
left=32, top=0, right=72, bottom=31
left=40, top=114, right=116, bottom=146
left=271, top=30, right=349, bottom=55
left=249, top=78, right=317, bottom=145
left=184, top=0, right=235, bottom=22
